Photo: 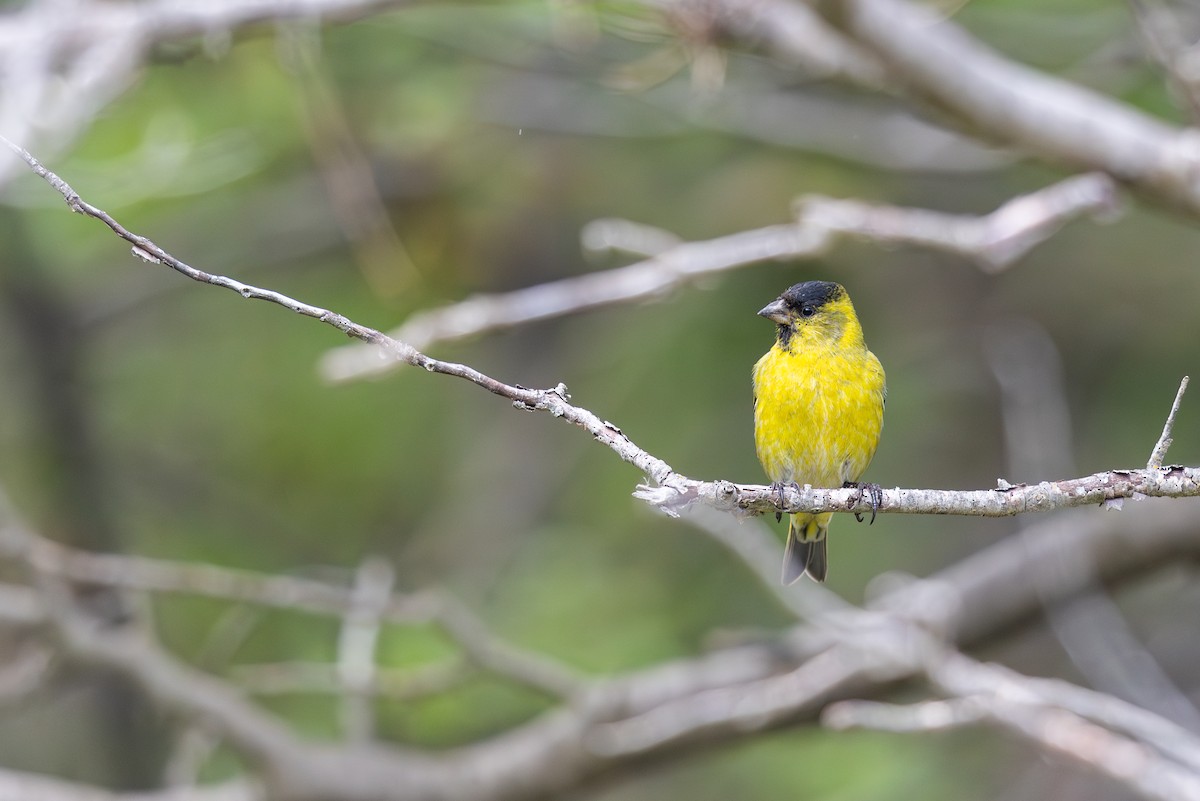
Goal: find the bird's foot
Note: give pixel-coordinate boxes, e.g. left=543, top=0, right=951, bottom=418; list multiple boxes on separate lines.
left=769, top=481, right=801, bottom=523
left=843, top=481, right=883, bottom=524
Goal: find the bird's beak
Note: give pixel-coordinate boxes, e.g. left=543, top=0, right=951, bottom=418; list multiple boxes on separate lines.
left=757, top=298, right=790, bottom=325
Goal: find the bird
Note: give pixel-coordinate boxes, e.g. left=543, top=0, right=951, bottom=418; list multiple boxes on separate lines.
left=752, top=280, right=886, bottom=584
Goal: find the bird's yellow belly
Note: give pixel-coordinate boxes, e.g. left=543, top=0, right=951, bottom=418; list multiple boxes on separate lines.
left=753, top=344, right=884, bottom=488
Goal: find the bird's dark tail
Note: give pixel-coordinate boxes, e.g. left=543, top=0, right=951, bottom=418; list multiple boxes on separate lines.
left=783, top=514, right=829, bottom=584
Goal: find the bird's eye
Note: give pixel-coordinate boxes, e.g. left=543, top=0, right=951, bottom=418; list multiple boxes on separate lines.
left=799, top=304, right=816, bottom=318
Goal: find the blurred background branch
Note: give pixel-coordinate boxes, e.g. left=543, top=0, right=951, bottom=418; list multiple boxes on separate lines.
left=321, top=172, right=1120, bottom=382
left=3, top=482, right=1200, bottom=801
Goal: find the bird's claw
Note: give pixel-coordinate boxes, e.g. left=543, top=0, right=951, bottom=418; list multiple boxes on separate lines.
left=843, top=481, right=883, bottom=525
left=769, top=482, right=783, bottom=522
left=769, top=481, right=800, bottom=522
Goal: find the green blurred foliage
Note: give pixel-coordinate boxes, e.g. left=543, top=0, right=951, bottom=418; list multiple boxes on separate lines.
left=1, top=0, right=1199, bottom=798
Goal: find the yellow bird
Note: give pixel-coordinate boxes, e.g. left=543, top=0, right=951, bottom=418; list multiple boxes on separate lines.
left=752, top=281, right=886, bottom=584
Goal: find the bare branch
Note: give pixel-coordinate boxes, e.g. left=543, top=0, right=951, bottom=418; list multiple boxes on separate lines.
left=1148, top=375, right=1190, bottom=469
left=581, top=218, right=683, bottom=258
left=640, top=464, right=1200, bottom=520
left=936, top=657, right=1200, bottom=774
left=14, top=548, right=579, bottom=705
left=988, top=323, right=1200, bottom=730
left=233, top=659, right=471, bottom=700
left=0, top=0, right=415, bottom=51
left=925, top=654, right=1200, bottom=801
left=4, top=487, right=1200, bottom=801
left=826, top=692, right=1200, bottom=801
left=0, top=512, right=586, bottom=701
left=796, top=172, right=1120, bottom=273
left=0, top=525, right=433, bottom=624
left=1, top=137, right=692, bottom=494
left=0, top=767, right=256, bottom=801
left=829, top=588, right=1200, bottom=801
left=30, top=580, right=300, bottom=769
left=323, top=173, right=1118, bottom=382
left=824, top=696, right=988, bottom=732
left=801, top=0, right=1200, bottom=213
left=319, top=222, right=831, bottom=383
left=0, top=0, right=420, bottom=190
left=983, top=705, right=1200, bottom=801
left=574, top=498, right=1200, bottom=789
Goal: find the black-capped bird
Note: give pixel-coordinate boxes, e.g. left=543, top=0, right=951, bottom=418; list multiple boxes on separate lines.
left=752, top=281, right=886, bottom=584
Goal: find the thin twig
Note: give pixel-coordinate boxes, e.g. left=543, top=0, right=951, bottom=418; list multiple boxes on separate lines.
left=1148, top=376, right=1190, bottom=469
left=319, top=221, right=832, bottom=382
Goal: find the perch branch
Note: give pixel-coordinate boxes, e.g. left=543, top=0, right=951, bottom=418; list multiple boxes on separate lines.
left=637, top=463, right=1200, bottom=520
left=4, top=139, right=1194, bottom=525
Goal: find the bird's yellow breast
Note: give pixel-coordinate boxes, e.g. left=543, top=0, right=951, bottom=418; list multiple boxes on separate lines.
left=753, top=338, right=885, bottom=489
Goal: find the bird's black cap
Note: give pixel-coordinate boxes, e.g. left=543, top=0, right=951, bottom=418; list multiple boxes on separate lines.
left=758, top=281, right=845, bottom=324
left=780, top=281, right=844, bottom=310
